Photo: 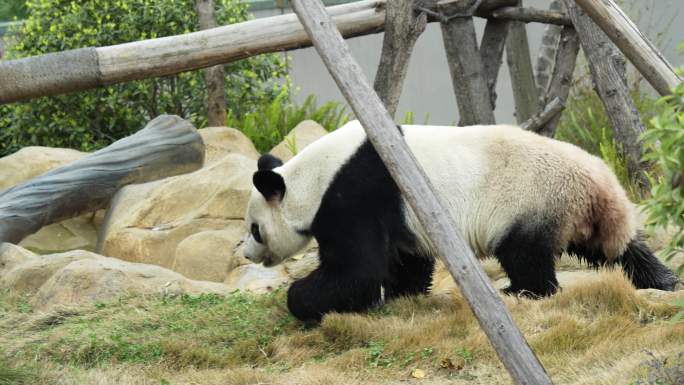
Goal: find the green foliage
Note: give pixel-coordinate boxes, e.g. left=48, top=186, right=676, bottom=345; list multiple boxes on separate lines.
left=642, top=81, right=684, bottom=274
left=555, top=89, right=641, bottom=200
left=0, top=0, right=27, bottom=21
left=0, top=0, right=287, bottom=156
left=227, top=86, right=351, bottom=153
left=365, top=340, right=395, bottom=368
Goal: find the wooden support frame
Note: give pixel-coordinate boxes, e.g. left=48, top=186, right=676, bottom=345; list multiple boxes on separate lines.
left=563, top=0, right=646, bottom=183
left=373, top=0, right=427, bottom=118
left=289, top=0, right=554, bottom=383
left=506, top=1, right=539, bottom=123
left=538, top=25, right=580, bottom=137
left=480, top=18, right=511, bottom=110
left=439, top=0, right=496, bottom=125
left=534, top=0, right=563, bottom=99
left=0, top=115, right=205, bottom=244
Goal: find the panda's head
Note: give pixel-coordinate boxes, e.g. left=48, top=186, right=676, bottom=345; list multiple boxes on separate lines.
left=243, top=154, right=312, bottom=267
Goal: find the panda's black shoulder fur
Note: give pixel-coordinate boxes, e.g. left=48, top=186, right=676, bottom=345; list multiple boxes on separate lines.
left=286, top=138, right=434, bottom=322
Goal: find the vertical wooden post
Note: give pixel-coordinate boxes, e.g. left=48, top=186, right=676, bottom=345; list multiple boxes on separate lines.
left=373, top=0, right=428, bottom=118
left=505, top=1, right=539, bottom=123
left=289, top=1, right=554, bottom=384
left=439, top=0, right=496, bottom=125
left=534, top=0, right=562, bottom=100
left=480, top=18, right=512, bottom=110
left=195, top=0, right=227, bottom=126
left=563, top=0, right=646, bottom=183
left=538, top=26, right=580, bottom=137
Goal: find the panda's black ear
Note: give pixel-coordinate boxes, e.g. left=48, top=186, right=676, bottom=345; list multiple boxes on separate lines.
left=257, top=154, right=283, bottom=171
left=253, top=170, right=286, bottom=202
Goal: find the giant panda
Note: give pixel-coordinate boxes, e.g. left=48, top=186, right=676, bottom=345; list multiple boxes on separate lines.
left=243, top=120, right=678, bottom=323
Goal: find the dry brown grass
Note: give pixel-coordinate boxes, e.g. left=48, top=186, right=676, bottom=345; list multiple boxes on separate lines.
left=0, top=266, right=682, bottom=385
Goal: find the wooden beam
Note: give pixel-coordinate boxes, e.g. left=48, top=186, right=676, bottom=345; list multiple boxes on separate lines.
left=572, top=0, right=681, bottom=96
left=506, top=1, right=539, bottom=123
left=0, top=115, right=205, bottom=244
left=534, top=0, right=563, bottom=100
left=440, top=0, right=496, bottom=125
left=0, top=1, right=386, bottom=104
left=539, top=26, right=580, bottom=137
left=480, top=18, right=511, bottom=110
left=374, top=0, right=427, bottom=118
left=491, top=6, right=570, bottom=26
left=521, top=96, right=565, bottom=132
left=289, top=0, right=554, bottom=384
left=563, top=0, right=646, bottom=183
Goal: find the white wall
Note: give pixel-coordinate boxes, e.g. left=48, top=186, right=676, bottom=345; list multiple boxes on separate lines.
left=257, top=0, right=684, bottom=125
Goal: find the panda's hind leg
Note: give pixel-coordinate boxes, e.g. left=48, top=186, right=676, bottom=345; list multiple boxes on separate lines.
left=494, top=219, right=560, bottom=298
left=383, top=250, right=435, bottom=300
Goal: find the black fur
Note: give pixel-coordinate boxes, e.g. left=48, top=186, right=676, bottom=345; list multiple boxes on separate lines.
left=253, top=170, right=286, bottom=202
left=494, top=216, right=561, bottom=298
left=258, top=154, right=283, bottom=171
left=286, top=140, right=432, bottom=323
left=568, top=236, right=678, bottom=291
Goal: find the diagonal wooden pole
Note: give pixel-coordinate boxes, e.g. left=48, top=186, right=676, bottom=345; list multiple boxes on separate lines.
left=290, top=0, right=554, bottom=384
left=572, top=0, right=681, bottom=96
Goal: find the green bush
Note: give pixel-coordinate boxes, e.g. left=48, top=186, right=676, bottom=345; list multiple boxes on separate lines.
left=227, top=86, right=351, bottom=153
left=0, top=0, right=287, bottom=156
left=642, top=80, right=684, bottom=273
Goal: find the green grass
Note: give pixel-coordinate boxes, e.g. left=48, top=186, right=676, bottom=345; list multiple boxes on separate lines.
left=0, top=356, right=34, bottom=385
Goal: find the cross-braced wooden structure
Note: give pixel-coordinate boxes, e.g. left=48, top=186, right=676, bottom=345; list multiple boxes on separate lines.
left=0, top=1, right=682, bottom=384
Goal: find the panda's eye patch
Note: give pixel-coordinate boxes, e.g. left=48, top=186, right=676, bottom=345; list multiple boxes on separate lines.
left=251, top=223, right=263, bottom=243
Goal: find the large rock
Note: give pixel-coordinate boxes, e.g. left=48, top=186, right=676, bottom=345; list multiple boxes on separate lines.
left=99, top=154, right=256, bottom=268
left=19, top=211, right=105, bottom=254
left=198, top=126, right=259, bottom=164
left=0, top=243, right=36, bottom=276
left=172, top=225, right=248, bottom=282
left=0, top=247, right=100, bottom=293
left=30, top=253, right=232, bottom=310
left=0, top=146, right=86, bottom=191
left=270, top=120, right=328, bottom=161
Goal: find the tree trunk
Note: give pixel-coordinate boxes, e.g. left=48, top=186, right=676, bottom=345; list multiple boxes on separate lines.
left=373, top=0, right=427, bottom=118
left=533, top=0, right=562, bottom=101
left=506, top=1, right=539, bottom=123
left=0, top=115, right=205, bottom=244
left=196, top=0, right=227, bottom=126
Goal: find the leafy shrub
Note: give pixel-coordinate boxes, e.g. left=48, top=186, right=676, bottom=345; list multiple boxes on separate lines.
left=227, top=86, right=351, bottom=153
left=642, top=80, right=684, bottom=273
left=0, top=0, right=27, bottom=21
left=0, top=0, right=287, bottom=156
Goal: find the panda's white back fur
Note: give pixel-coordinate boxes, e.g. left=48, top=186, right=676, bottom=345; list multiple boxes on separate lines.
left=274, top=120, right=636, bottom=260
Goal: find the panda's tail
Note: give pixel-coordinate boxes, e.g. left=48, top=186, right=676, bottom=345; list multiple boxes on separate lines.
left=569, top=236, right=679, bottom=291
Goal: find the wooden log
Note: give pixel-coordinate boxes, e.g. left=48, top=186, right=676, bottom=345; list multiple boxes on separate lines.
left=196, top=0, right=227, bottom=127
left=563, top=0, right=646, bottom=183
left=521, top=96, right=565, bottom=132
left=506, top=1, right=539, bottom=123
left=533, top=0, right=563, bottom=100
left=491, top=6, right=570, bottom=26
left=0, top=1, right=386, bottom=104
left=289, top=0, right=554, bottom=384
left=373, top=0, right=427, bottom=118
left=480, top=18, right=511, bottom=110
left=0, top=115, right=205, bottom=244
left=440, top=0, right=496, bottom=125
left=538, top=26, right=580, bottom=137
left=572, top=0, right=681, bottom=96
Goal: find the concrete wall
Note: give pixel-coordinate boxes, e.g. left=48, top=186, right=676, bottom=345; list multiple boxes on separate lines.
left=256, top=0, right=684, bottom=125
